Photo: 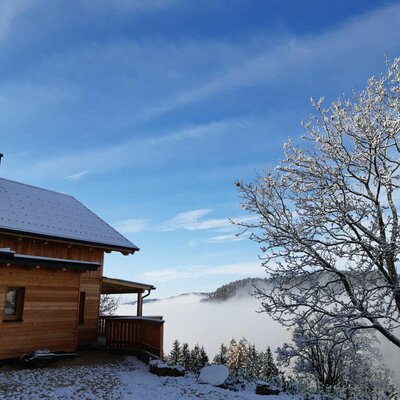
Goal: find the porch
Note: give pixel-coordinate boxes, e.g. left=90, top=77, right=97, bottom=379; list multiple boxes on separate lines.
left=99, top=277, right=164, bottom=359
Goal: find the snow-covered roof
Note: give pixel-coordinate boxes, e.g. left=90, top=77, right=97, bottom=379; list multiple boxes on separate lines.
left=0, top=178, right=139, bottom=253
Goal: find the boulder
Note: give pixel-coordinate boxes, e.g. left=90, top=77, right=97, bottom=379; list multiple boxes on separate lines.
left=255, top=381, right=280, bottom=396
left=166, top=365, right=185, bottom=377
left=198, top=365, right=229, bottom=386
left=148, top=360, right=185, bottom=377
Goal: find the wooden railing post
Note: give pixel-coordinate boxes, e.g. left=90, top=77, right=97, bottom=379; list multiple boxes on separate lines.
left=159, top=322, right=164, bottom=359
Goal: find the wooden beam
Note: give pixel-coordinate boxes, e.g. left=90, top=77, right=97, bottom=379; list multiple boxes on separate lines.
left=137, top=292, right=143, bottom=316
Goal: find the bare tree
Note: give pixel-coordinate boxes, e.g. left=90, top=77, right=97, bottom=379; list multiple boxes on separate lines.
left=235, top=59, right=400, bottom=348
left=99, top=294, right=121, bottom=316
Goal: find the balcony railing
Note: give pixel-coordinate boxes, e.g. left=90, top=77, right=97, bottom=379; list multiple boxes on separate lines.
left=98, top=316, right=164, bottom=359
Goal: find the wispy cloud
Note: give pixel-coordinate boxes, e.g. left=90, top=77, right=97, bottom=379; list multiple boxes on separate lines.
left=0, top=81, right=78, bottom=124
left=0, top=0, right=36, bottom=42
left=65, top=170, right=89, bottom=182
left=82, top=0, right=181, bottom=15
left=5, top=118, right=242, bottom=182
left=2, top=3, right=399, bottom=136
left=114, top=209, right=258, bottom=236
left=157, top=209, right=232, bottom=232
left=206, top=234, right=244, bottom=243
left=113, top=218, right=151, bottom=234
left=113, top=208, right=228, bottom=234
left=141, top=261, right=263, bottom=283
left=4, top=3, right=396, bottom=150
left=136, top=3, right=400, bottom=121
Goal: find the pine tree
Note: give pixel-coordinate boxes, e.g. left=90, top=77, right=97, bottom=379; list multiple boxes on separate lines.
left=244, top=343, right=259, bottom=381
left=213, top=343, right=228, bottom=365
left=199, top=346, right=209, bottom=367
left=168, top=339, right=182, bottom=365
left=181, top=342, right=191, bottom=371
left=260, top=347, right=279, bottom=379
left=190, top=344, right=203, bottom=375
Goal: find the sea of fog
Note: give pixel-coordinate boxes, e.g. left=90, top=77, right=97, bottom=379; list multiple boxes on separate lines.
left=118, top=293, right=400, bottom=385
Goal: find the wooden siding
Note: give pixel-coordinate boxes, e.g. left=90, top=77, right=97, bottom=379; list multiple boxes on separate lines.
left=0, top=234, right=104, bottom=273
left=0, top=266, right=80, bottom=359
left=0, top=234, right=105, bottom=358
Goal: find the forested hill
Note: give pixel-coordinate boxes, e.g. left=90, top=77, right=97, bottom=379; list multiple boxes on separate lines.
left=124, top=278, right=270, bottom=305
left=125, top=272, right=361, bottom=305
left=201, top=277, right=269, bottom=303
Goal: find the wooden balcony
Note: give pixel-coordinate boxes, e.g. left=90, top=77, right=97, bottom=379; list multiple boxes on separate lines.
left=98, top=316, right=164, bottom=359
left=99, top=277, right=164, bottom=360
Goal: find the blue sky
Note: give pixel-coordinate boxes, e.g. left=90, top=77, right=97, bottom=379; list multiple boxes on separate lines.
left=1, top=0, right=400, bottom=297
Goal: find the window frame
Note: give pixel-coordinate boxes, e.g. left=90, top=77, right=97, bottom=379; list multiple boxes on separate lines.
left=78, top=291, right=86, bottom=325
left=3, top=287, right=25, bottom=322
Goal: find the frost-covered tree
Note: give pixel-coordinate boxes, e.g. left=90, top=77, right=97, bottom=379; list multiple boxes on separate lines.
left=99, top=294, right=120, bottom=316
left=190, top=344, right=207, bottom=375
left=213, top=343, right=228, bottom=365
left=244, top=344, right=259, bottom=381
left=168, top=339, right=182, bottom=365
left=277, top=315, right=393, bottom=394
left=235, top=59, right=400, bottom=348
left=181, top=342, right=191, bottom=371
left=259, top=347, right=279, bottom=379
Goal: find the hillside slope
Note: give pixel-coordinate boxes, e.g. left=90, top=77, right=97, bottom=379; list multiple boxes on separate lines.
left=201, top=277, right=269, bottom=302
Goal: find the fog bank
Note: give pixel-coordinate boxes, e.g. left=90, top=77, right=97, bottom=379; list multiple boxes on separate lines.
left=118, top=294, right=400, bottom=385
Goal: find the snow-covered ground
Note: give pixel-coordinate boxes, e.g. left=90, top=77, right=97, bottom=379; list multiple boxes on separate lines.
left=0, top=355, right=300, bottom=400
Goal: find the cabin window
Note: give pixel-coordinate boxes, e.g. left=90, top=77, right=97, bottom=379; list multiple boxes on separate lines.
left=78, top=292, right=86, bottom=324
left=3, top=287, right=25, bottom=322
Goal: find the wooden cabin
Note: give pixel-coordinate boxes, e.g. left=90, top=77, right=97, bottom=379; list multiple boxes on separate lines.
left=0, top=176, right=164, bottom=361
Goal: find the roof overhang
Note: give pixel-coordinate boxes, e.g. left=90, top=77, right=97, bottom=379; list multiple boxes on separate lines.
left=0, top=228, right=139, bottom=255
left=0, top=248, right=101, bottom=271
left=102, top=276, right=155, bottom=294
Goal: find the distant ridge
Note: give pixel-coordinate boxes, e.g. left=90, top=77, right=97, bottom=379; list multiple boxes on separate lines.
left=124, top=292, right=208, bottom=305
left=123, top=278, right=271, bottom=305
left=201, top=277, right=269, bottom=303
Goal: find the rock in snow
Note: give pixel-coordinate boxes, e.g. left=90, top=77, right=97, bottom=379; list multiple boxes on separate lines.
left=148, top=360, right=185, bottom=377
left=198, top=365, right=229, bottom=386
left=256, top=381, right=280, bottom=396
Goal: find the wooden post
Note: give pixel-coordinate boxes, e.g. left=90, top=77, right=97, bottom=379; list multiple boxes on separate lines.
left=137, top=292, right=143, bottom=316
left=159, top=321, right=164, bottom=359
